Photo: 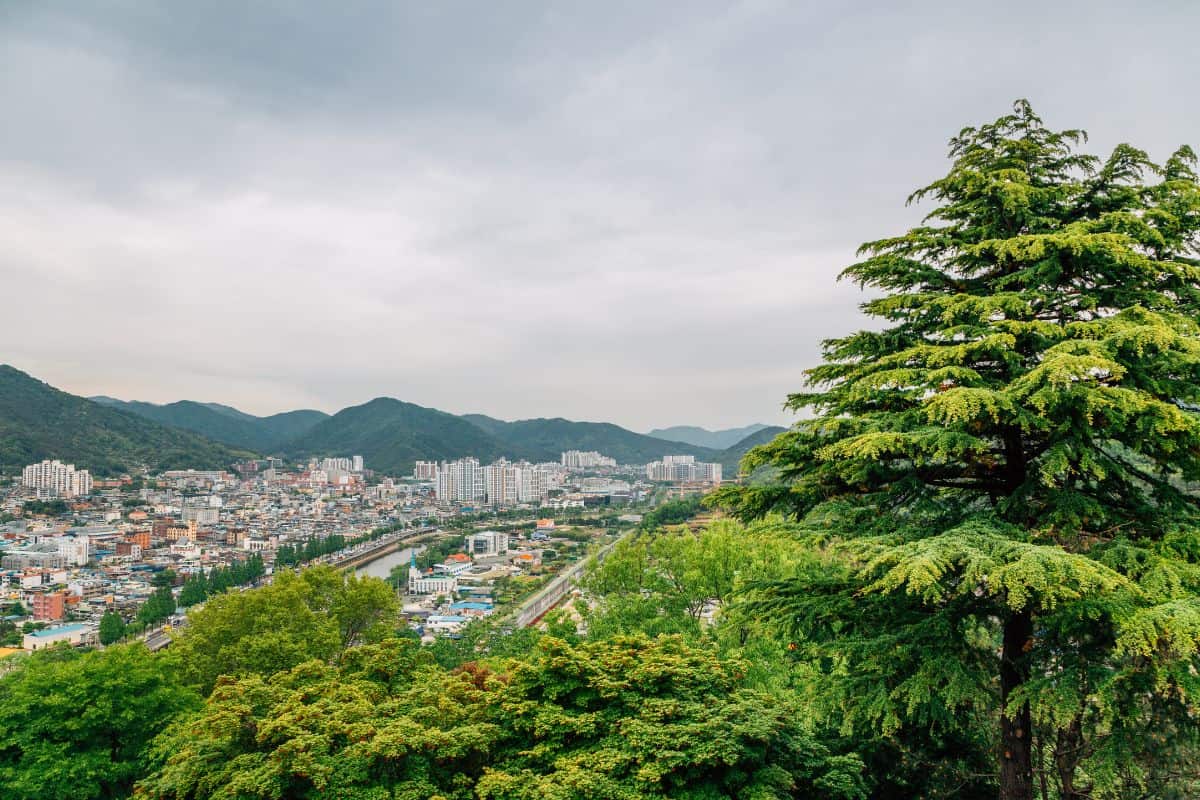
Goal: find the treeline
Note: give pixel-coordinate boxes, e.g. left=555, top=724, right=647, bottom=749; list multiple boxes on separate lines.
left=274, top=534, right=348, bottom=566
left=20, top=499, right=69, bottom=516
left=135, top=569, right=178, bottom=626
left=415, top=534, right=466, bottom=569
left=0, top=563, right=865, bottom=800
left=178, top=554, right=266, bottom=606
left=275, top=521, right=405, bottom=567
left=638, top=494, right=703, bottom=529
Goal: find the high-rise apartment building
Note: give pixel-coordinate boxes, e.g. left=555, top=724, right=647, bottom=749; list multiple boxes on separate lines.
left=516, top=464, right=547, bottom=503
left=561, top=450, right=617, bottom=469
left=432, top=457, right=552, bottom=507
left=21, top=460, right=93, bottom=498
left=414, top=461, right=438, bottom=481
left=483, top=460, right=519, bottom=508
left=435, top=458, right=486, bottom=505
left=646, top=456, right=721, bottom=484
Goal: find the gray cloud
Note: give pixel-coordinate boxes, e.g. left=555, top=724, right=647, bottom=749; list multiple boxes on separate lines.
left=2, top=0, right=1198, bottom=430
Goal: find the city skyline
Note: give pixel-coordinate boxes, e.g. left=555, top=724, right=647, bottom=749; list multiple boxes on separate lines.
left=3, top=2, right=1198, bottom=430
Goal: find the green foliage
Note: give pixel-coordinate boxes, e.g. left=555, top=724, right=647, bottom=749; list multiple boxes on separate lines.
left=274, top=535, right=349, bottom=566
left=166, top=566, right=397, bottom=693
left=638, top=494, right=703, bottom=529
left=98, top=610, right=127, bottom=646
left=711, top=101, right=1200, bottom=798
left=137, top=586, right=176, bottom=627
left=177, top=555, right=266, bottom=607
left=0, top=644, right=200, bottom=800
left=138, top=636, right=864, bottom=800
left=21, top=499, right=69, bottom=517
left=415, top=534, right=466, bottom=569
left=0, top=618, right=21, bottom=647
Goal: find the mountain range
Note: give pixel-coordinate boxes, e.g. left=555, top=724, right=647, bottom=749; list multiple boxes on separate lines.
left=1, top=364, right=784, bottom=476
left=0, top=366, right=253, bottom=475
left=645, top=423, right=773, bottom=450
left=90, top=397, right=329, bottom=452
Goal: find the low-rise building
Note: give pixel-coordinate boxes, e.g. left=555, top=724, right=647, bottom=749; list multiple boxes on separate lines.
left=466, top=530, right=509, bottom=557
left=24, top=623, right=93, bottom=651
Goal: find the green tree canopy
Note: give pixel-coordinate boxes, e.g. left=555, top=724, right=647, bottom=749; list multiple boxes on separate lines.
left=0, top=644, right=199, bottom=800
left=713, top=101, right=1200, bottom=800
left=165, top=566, right=398, bottom=693
left=139, top=636, right=865, bottom=800
left=98, top=610, right=127, bottom=646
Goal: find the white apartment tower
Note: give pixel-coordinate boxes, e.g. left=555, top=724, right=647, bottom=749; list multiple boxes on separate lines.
left=483, top=460, right=519, bottom=508
left=561, top=450, right=617, bottom=469
left=435, top=458, right=486, bottom=505
left=22, top=460, right=93, bottom=498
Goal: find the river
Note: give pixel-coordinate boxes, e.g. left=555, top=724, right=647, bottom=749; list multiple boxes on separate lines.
left=355, top=545, right=426, bottom=580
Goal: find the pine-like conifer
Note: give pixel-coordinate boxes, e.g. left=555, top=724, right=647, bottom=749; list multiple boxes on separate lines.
left=714, top=101, right=1200, bottom=799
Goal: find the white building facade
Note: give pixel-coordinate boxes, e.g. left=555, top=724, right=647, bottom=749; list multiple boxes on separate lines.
left=22, top=460, right=93, bottom=498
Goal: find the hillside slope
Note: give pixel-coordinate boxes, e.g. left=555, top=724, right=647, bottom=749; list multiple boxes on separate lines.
left=647, top=423, right=772, bottom=449
left=716, top=425, right=788, bottom=474
left=284, top=398, right=505, bottom=474
left=93, top=398, right=327, bottom=452
left=0, top=366, right=254, bottom=475
left=464, top=415, right=722, bottom=464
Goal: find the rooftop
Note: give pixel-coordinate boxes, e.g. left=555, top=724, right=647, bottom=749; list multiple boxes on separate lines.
left=28, top=623, right=87, bottom=638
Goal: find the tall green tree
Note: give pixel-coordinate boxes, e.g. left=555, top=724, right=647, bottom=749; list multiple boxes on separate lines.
left=165, top=566, right=399, bottom=692
left=98, top=610, right=127, bottom=646
left=478, top=635, right=865, bottom=800
left=713, top=101, right=1200, bottom=800
left=0, top=644, right=199, bottom=800
left=139, top=636, right=865, bottom=800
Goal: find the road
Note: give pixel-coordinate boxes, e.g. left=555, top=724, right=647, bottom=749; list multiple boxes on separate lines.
left=510, top=529, right=632, bottom=628
left=135, top=527, right=438, bottom=651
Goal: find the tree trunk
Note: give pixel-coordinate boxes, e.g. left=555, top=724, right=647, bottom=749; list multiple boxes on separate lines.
left=1054, top=714, right=1089, bottom=800
left=1000, top=609, right=1034, bottom=800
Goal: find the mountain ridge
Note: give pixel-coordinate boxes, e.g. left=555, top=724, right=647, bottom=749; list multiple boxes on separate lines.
left=19, top=368, right=784, bottom=477
left=0, top=365, right=253, bottom=475
left=92, top=397, right=328, bottom=453
left=646, top=423, right=773, bottom=450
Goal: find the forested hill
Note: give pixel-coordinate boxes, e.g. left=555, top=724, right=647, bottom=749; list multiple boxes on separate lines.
left=283, top=397, right=509, bottom=474
left=0, top=366, right=254, bottom=475
left=715, top=425, right=788, bottom=473
left=462, top=414, right=723, bottom=465
left=646, top=423, right=772, bottom=449
left=69, top=383, right=778, bottom=476
left=93, top=397, right=327, bottom=453
left=284, top=405, right=727, bottom=474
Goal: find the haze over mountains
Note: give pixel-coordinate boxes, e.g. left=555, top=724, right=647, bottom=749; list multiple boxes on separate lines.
left=645, top=424, right=773, bottom=450
left=0, top=365, right=781, bottom=476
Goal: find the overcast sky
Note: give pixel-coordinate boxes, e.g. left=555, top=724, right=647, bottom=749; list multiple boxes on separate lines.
left=2, top=1, right=1197, bottom=431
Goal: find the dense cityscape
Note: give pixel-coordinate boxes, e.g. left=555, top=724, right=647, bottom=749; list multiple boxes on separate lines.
left=1, top=449, right=721, bottom=652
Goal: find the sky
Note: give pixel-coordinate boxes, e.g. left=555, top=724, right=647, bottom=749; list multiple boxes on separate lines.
left=2, top=1, right=1198, bottom=431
